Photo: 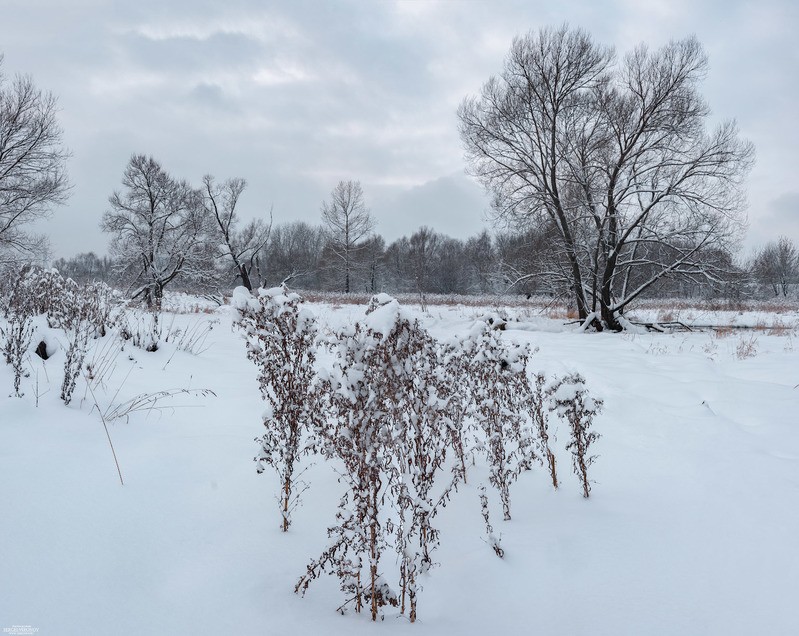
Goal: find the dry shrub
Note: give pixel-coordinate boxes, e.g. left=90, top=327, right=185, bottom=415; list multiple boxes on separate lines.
left=0, top=310, right=34, bottom=397
left=530, top=373, right=558, bottom=489
left=296, top=295, right=458, bottom=622
left=229, top=293, right=608, bottom=621
left=735, top=334, right=759, bottom=360
left=233, top=285, right=321, bottom=532
left=713, top=327, right=734, bottom=339
left=459, top=320, right=536, bottom=520
left=1, top=267, right=114, bottom=400
left=549, top=373, right=603, bottom=498
left=60, top=288, right=96, bottom=405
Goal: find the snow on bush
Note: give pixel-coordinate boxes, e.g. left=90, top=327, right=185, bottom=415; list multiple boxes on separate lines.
left=459, top=319, right=538, bottom=520
left=234, top=285, right=322, bottom=532
left=0, top=266, right=119, bottom=402
left=232, top=292, right=606, bottom=621
left=0, top=301, right=34, bottom=397
left=548, top=373, right=603, bottom=498
left=296, top=294, right=461, bottom=622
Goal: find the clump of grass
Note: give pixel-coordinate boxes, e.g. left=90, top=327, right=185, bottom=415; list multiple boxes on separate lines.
left=735, top=334, right=759, bottom=360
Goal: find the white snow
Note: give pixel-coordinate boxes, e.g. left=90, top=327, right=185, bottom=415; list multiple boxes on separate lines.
left=1, top=297, right=798, bottom=634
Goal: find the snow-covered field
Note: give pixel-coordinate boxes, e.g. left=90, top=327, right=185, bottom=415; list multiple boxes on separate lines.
left=2, top=296, right=798, bottom=635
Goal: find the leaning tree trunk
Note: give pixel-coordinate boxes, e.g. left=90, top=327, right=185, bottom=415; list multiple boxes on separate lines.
left=600, top=256, right=622, bottom=331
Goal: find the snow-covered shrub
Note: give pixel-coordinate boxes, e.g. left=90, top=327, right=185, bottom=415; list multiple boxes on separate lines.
left=461, top=320, right=537, bottom=520
left=438, top=338, right=472, bottom=483
left=60, top=282, right=97, bottom=405
left=1, top=269, right=37, bottom=397
left=0, top=267, right=118, bottom=403
left=296, top=317, right=400, bottom=620
left=19, top=267, right=64, bottom=323
left=2, top=266, right=115, bottom=335
left=375, top=299, right=458, bottom=622
left=297, top=295, right=457, bottom=622
left=234, top=285, right=321, bottom=532
left=548, top=373, right=603, bottom=498
left=83, top=281, right=115, bottom=338
left=116, top=308, right=161, bottom=352
left=0, top=309, right=34, bottom=397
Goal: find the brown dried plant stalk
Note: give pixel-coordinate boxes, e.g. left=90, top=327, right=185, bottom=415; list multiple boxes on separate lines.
left=235, top=286, right=321, bottom=532
left=530, top=372, right=558, bottom=489
left=549, top=373, right=603, bottom=498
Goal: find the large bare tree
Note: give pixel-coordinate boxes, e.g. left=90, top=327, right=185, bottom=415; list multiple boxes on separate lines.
left=321, top=180, right=375, bottom=293
left=102, top=155, right=208, bottom=309
left=459, top=26, right=754, bottom=330
left=201, top=175, right=271, bottom=291
left=0, top=55, right=70, bottom=265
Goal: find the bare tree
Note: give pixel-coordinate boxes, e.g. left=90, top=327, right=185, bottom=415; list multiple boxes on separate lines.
left=52, top=252, right=115, bottom=285
left=101, top=155, right=208, bottom=309
left=459, top=26, right=754, bottom=330
left=437, top=236, right=468, bottom=293
left=359, top=234, right=385, bottom=293
left=464, top=230, right=497, bottom=294
left=752, top=236, right=798, bottom=297
left=202, top=175, right=271, bottom=291
left=0, top=55, right=70, bottom=265
left=321, top=180, right=375, bottom=293
left=263, top=221, right=325, bottom=288
left=385, top=231, right=473, bottom=295
left=407, top=226, right=441, bottom=306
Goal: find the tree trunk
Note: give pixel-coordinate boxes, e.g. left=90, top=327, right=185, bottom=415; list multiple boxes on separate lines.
left=153, top=283, right=164, bottom=312
left=239, top=263, right=253, bottom=291
left=282, top=474, right=290, bottom=532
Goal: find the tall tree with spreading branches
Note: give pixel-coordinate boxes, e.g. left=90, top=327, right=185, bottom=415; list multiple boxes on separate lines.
left=459, top=26, right=754, bottom=330
left=0, top=55, right=70, bottom=266
left=102, top=155, right=208, bottom=310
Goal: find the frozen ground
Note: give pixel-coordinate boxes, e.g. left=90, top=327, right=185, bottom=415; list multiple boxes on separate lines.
left=1, top=297, right=798, bottom=635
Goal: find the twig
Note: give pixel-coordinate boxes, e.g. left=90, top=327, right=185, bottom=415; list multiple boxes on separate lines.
left=85, top=378, right=124, bottom=486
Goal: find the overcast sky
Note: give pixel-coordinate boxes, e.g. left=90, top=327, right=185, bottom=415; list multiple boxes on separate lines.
left=2, top=0, right=797, bottom=259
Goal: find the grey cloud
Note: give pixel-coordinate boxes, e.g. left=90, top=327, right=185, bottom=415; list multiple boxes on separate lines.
left=748, top=193, right=799, bottom=249
left=372, top=173, right=491, bottom=243
left=122, top=31, right=266, bottom=74
left=4, top=0, right=798, bottom=259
